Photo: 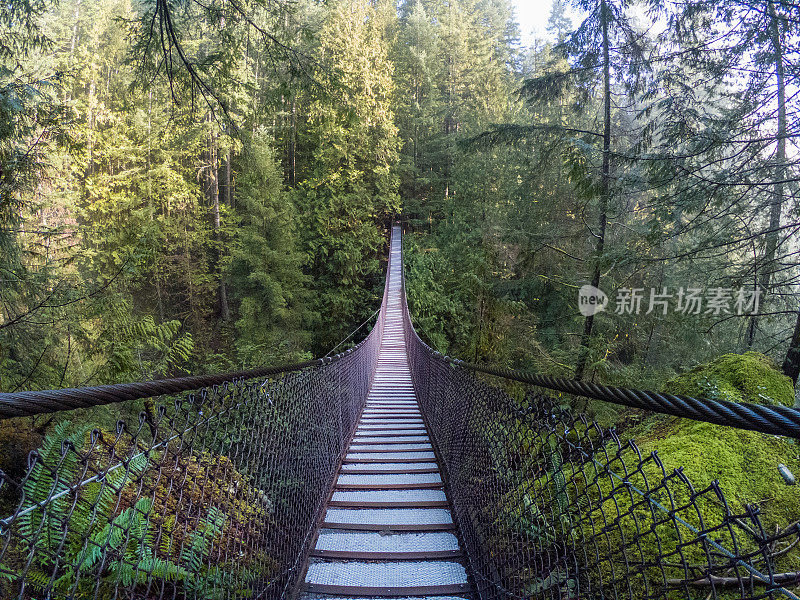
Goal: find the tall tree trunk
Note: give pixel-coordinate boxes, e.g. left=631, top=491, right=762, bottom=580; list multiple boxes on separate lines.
left=147, top=90, right=165, bottom=321
left=87, top=77, right=96, bottom=177
left=252, top=55, right=260, bottom=133
left=64, top=0, right=82, bottom=103
left=69, top=0, right=82, bottom=56
left=767, top=2, right=797, bottom=386
left=209, top=121, right=230, bottom=322
left=444, top=82, right=452, bottom=199
left=574, top=0, right=610, bottom=380
left=290, top=95, right=297, bottom=185
left=225, top=148, right=232, bottom=207
left=783, top=304, right=800, bottom=386
left=748, top=0, right=786, bottom=347
left=444, top=13, right=454, bottom=202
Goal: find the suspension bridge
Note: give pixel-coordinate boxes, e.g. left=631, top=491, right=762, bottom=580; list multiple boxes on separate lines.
left=0, top=225, right=799, bottom=599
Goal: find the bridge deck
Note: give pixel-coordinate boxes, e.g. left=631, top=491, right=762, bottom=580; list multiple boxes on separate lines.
left=299, top=232, right=472, bottom=598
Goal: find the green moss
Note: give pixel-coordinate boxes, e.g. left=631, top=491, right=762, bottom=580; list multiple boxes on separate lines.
left=666, top=351, right=794, bottom=406
left=495, top=412, right=800, bottom=597
left=461, top=354, right=799, bottom=597
left=635, top=420, right=800, bottom=522
left=582, top=420, right=800, bottom=597
left=509, top=420, right=799, bottom=598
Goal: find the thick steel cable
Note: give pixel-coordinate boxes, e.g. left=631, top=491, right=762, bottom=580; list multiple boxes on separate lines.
left=395, top=225, right=800, bottom=440
left=440, top=357, right=800, bottom=439
left=6, top=222, right=800, bottom=440
left=0, top=243, right=392, bottom=422
left=0, top=350, right=358, bottom=420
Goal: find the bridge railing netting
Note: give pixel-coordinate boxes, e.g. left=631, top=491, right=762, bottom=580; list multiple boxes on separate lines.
left=0, top=284, right=387, bottom=599
left=399, top=249, right=800, bottom=599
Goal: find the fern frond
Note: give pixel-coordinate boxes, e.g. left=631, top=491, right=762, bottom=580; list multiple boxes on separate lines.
left=181, top=507, right=226, bottom=574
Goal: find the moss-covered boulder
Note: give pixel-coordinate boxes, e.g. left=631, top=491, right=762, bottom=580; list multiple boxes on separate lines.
left=634, top=419, right=800, bottom=524
left=666, top=351, right=794, bottom=406
left=491, top=353, right=800, bottom=597
left=648, top=352, right=799, bottom=525
left=506, top=418, right=800, bottom=598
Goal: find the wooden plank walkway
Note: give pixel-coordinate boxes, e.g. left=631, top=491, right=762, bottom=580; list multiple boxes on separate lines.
left=298, top=229, right=472, bottom=599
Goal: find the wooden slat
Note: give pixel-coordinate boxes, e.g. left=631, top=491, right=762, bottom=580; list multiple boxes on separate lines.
left=345, top=449, right=433, bottom=454
left=302, top=583, right=471, bottom=596
left=327, top=500, right=450, bottom=508
left=320, top=522, right=457, bottom=532
left=362, top=411, right=421, bottom=415
left=334, top=482, right=443, bottom=490
left=353, top=429, right=429, bottom=440
left=339, top=468, right=440, bottom=475
left=342, top=457, right=434, bottom=464
left=360, top=416, right=424, bottom=421
left=309, top=549, right=464, bottom=560
left=350, top=436, right=433, bottom=442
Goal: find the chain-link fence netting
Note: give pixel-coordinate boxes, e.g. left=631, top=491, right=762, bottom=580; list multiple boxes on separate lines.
left=4, top=222, right=799, bottom=600
left=0, top=291, right=386, bottom=600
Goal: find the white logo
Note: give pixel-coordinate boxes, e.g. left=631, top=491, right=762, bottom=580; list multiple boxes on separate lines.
left=578, top=285, right=608, bottom=316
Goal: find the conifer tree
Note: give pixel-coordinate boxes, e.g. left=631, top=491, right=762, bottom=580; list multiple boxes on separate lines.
left=547, top=0, right=572, bottom=43
left=519, top=0, right=651, bottom=379
left=229, top=130, right=310, bottom=363
left=298, top=0, right=401, bottom=351
left=647, top=0, right=799, bottom=377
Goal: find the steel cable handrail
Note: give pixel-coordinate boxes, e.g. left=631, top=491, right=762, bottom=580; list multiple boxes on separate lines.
left=398, top=239, right=800, bottom=438
left=0, top=237, right=394, bottom=600
left=442, top=358, right=800, bottom=439
left=0, top=315, right=376, bottom=421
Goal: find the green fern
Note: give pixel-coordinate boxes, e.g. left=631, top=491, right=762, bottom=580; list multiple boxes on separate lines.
left=545, top=438, right=572, bottom=535
left=112, top=314, right=194, bottom=378
left=181, top=506, right=226, bottom=573
left=182, top=507, right=227, bottom=597
left=3, top=423, right=155, bottom=596
left=1, top=421, right=245, bottom=599
left=17, top=421, right=93, bottom=561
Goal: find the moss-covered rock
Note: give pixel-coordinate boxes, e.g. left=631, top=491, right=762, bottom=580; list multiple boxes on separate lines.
left=576, top=419, right=800, bottom=597
left=453, top=353, right=799, bottom=597
left=632, top=419, right=800, bottom=524
left=489, top=390, right=800, bottom=597
left=666, top=351, right=794, bottom=406
left=507, top=419, right=800, bottom=598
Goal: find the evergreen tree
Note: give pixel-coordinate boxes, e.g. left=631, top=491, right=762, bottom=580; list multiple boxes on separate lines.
left=519, top=0, right=652, bottom=379
left=394, top=0, right=441, bottom=215
left=229, top=130, right=311, bottom=364
left=547, top=0, right=572, bottom=43
left=298, top=0, right=401, bottom=352
left=643, top=0, right=799, bottom=379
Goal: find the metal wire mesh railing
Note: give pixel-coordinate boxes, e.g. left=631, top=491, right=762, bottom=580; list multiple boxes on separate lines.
left=398, top=234, right=800, bottom=599
left=0, top=278, right=388, bottom=600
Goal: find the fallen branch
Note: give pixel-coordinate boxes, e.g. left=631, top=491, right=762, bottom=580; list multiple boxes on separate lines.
left=667, top=572, right=800, bottom=588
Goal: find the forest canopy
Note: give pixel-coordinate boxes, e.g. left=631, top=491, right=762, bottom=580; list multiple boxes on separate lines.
left=2, top=4, right=800, bottom=598
left=0, top=0, right=798, bottom=402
